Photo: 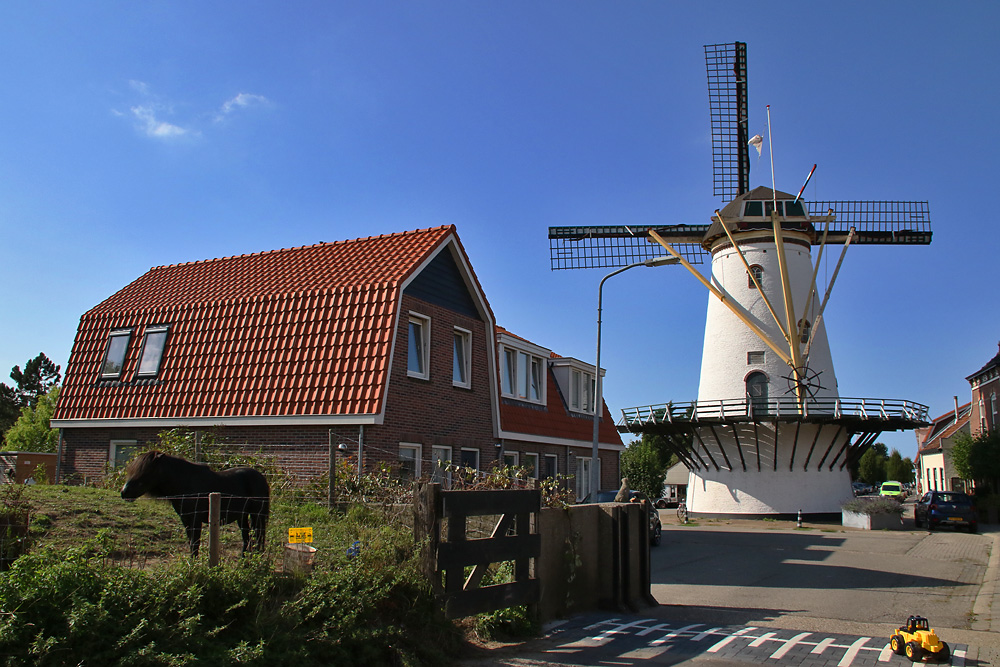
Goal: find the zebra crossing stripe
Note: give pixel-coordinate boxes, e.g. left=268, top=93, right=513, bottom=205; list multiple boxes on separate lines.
left=707, top=627, right=756, bottom=653
left=691, top=627, right=723, bottom=641
left=812, top=637, right=836, bottom=654
left=770, top=632, right=812, bottom=659
left=878, top=643, right=894, bottom=661
left=650, top=624, right=704, bottom=646
left=748, top=631, right=777, bottom=647
left=837, top=637, right=872, bottom=667
left=953, top=648, right=966, bottom=667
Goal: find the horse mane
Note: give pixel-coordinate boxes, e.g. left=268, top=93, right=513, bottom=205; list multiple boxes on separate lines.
left=126, top=450, right=166, bottom=478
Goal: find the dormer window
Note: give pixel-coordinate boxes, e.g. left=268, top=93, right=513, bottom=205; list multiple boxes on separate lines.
left=500, top=345, right=545, bottom=405
left=136, top=326, right=169, bottom=378
left=570, top=369, right=595, bottom=413
left=100, top=329, right=132, bottom=379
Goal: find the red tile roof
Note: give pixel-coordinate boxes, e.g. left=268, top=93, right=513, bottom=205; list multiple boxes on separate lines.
left=915, top=401, right=971, bottom=456
left=496, top=326, right=623, bottom=447
left=54, top=226, right=457, bottom=422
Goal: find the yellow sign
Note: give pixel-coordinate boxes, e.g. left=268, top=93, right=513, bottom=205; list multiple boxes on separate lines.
left=288, top=527, right=313, bottom=544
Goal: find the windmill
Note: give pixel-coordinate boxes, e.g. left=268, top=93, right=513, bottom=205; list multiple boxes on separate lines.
left=550, top=42, right=932, bottom=515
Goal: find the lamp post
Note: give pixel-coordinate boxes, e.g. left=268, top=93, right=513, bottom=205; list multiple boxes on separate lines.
left=590, top=256, right=679, bottom=499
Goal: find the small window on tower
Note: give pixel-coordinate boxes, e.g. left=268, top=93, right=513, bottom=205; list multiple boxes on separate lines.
left=747, top=351, right=765, bottom=365
left=748, top=265, right=763, bottom=289
left=798, top=319, right=812, bottom=345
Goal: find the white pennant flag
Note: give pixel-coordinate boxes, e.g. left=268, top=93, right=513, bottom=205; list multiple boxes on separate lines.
left=748, top=134, right=763, bottom=157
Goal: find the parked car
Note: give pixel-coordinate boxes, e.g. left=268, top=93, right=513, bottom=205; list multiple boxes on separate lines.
left=914, top=491, right=978, bottom=533
left=852, top=482, right=872, bottom=496
left=879, top=481, right=905, bottom=500
left=581, top=489, right=662, bottom=546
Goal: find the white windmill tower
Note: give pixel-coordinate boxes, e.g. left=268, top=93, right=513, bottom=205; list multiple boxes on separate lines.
left=549, top=42, right=931, bottom=516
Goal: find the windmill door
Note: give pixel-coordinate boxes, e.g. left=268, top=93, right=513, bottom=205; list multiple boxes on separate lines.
left=746, top=372, right=769, bottom=417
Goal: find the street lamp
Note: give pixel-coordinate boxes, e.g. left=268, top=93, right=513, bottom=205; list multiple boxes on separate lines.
left=590, top=256, right=679, bottom=499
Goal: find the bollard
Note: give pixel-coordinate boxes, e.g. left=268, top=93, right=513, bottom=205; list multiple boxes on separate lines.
left=797, top=509, right=802, bottom=529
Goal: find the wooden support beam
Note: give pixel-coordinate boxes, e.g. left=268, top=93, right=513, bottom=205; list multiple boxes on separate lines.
left=752, top=421, right=761, bottom=472
left=788, top=421, right=801, bottom=472
left=647, top=229, right=792, bottom=366
left=692, top=428, right=721, bottom=471
left=730, top=423, right=747, bottom=472
left=707, top=425, right=733, bottom=471
left=817, top=425, right=846, bottom=470
left=803, top=424, right=823, bottom=471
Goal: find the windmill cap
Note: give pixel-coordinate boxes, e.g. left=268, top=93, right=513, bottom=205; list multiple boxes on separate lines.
left=704, top=186, right=814, bottom=250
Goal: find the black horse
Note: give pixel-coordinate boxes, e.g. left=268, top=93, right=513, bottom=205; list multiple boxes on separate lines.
left=120, top=451, right=270, bottom=557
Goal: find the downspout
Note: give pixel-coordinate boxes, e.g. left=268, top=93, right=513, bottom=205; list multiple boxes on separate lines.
left=357, top=424, right=364, bottom=481
left=55, top=428, right=64, bottom=484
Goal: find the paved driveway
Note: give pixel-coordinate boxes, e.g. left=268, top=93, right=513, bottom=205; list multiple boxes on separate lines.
left=651, top=521, right=990, bottom=633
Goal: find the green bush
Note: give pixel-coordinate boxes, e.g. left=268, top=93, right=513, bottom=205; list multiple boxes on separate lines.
left=841, top=496, right=904, bottom=516
left=0, top=534, right=459, bottom=665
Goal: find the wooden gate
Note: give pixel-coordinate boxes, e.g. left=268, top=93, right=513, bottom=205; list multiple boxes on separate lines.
left=414, top=482, right=540, bottom=619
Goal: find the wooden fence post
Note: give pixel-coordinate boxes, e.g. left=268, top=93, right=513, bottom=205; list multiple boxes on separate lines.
left=208, top=492, right=221, bottom=566
left=413, top=482, right=442, bottom=592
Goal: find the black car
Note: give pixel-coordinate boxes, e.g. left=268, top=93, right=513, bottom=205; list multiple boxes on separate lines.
left=581, top=489, right=662, bottom=546
left=913, top=491, right=978, bottom=533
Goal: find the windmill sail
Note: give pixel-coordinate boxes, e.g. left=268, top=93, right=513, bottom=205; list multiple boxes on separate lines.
left=705, top=42, right=750, bottom=200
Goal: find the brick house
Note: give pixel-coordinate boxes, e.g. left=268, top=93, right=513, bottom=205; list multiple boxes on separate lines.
left=967, top=343, right=1000, bottom=437
left=914, top=399, right=971, bottom=494
left=51, top=226, right=622, bottom=491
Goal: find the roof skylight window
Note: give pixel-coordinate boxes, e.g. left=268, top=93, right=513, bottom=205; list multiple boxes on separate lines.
left=136, top=326, right=169, bottom=378
left=100, top=330, right=132, bottom=379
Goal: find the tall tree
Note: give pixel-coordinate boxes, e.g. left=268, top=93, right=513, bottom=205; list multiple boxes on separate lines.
left=621, top=436, right=667, bottom=501
left=0, top=353, right=61, bottom=435
left=858, top=447, right=887, bottom=486
left=886, top=449, right=911, bottom=483
left=10, top=353, right=61, bottom=408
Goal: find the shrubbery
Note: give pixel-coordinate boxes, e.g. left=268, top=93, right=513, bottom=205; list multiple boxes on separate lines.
left=0, top=500, right=460, bottom=666
left=841, top=496, right=904, bottom=516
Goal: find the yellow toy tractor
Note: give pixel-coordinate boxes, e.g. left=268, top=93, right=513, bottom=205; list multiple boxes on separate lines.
left=890, top=616, right=950, bottom=662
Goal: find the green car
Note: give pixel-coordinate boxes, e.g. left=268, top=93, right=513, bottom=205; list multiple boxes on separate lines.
left=880, top=481, right=905, bottom=500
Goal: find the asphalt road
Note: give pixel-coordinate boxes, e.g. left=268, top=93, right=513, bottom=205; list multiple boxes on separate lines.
left=461, top=508, right=1000, bottom=666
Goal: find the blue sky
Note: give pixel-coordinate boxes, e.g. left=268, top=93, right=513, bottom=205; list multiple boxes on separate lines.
left=1, top=2, right=997, bottom=458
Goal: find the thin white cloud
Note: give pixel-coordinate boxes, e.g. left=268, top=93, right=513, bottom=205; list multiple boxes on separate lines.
left=216, top=92, right=271, bottom=121
left=130, top=105, right=190, bottom=139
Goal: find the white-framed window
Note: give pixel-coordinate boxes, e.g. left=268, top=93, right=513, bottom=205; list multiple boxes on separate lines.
left=399, top=443, right=422, bottom=480
left=407, top=313, right=430, bottom=379
left=101, top=329, right=133, bottom=379
left=523, top=452, right=539, bottom=479
left=576, top=456, right=600, bottom=501
left=570, top=369, right=595, bottom=413
left=544, top=454, right=558, bottom=479
left=747, top=264, right=763, bottom=289
left=453, top=327, right=471, bottom=388
left=136, top=325, right=169, bottom=378
left=431, top=445, right=452, bottom=487
left=503, top=451, right=519, bottom=468
left=109, top=440, right=138, bottom=468
left=500, top=345, right=545, bottom=404
left=992, top=392, right=997, bottom=430
left=459, top=447, right=480, bottom=471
